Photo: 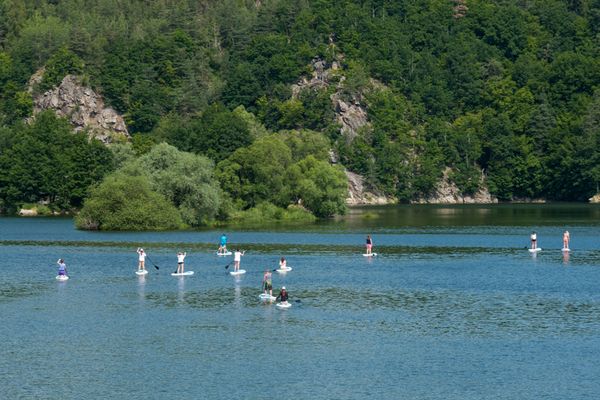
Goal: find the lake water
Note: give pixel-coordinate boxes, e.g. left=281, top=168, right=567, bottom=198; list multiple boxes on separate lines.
left=1, top=204, right=600, bottom=399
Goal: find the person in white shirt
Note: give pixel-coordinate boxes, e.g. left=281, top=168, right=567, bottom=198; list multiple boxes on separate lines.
left=530, top=232, right=537, bottom=250
left=137, top=248, right=146, bottom=271
left=233, top=249, right=245, bottom=272
left=176, top=252, right=186, bottom=274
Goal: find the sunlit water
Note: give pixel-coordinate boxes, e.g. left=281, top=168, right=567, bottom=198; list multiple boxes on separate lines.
left=1, top=204, right=600, bottom=399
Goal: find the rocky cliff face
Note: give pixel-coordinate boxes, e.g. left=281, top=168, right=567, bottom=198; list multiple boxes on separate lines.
left=295, top=57, right=497, bottom=206
left=29, top=72, right=129, bottom=143
left=412, top=168, right=497, bottom=204
left=346, top=171, right=391, bottom=205
left=292, top=57, right=370, bottom=140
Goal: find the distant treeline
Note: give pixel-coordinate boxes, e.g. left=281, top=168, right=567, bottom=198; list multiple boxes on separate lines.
left=1, top=1, right=600, bottom=227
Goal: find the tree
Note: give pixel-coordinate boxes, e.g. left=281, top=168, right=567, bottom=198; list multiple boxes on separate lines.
left=135, top=143, right=222, bottom=226
left=75, top=173, right=183, bottom=231
left=287, top=155, right=347, bottom=217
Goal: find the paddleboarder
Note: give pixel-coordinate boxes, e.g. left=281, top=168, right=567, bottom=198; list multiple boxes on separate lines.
left=137, top=248, right=147, bottom=272
left=563, top=230, right=570, bottom=250
left=57, top=259, right=68, bottom=278
left=530, top=232, right=537, bottom=250
left=276, top=286, right=289, bottom=303
left=366, top=235, right=373, bottom=255
left=218, top=233, right=228, bottom=254
left=233, top=249, right=245, bottom=272
left=176, top=252, right=186, bottom=274
left=263, top=269, right=273, bottom=296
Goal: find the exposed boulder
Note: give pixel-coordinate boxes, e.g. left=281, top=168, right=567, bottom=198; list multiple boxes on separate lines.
left=18, top=208, right=38, bottom=216
left=331, top=93, right=369, bottom=140
left=589, top=194, right=600, bottom=203
left=30, top=73, right=129, bottom=144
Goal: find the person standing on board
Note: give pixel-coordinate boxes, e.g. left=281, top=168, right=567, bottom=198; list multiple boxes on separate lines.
left=276, top=286, right=289, bottom=304
left=137, top=248, right=147, bottom=272
left=263, top=269, right=273, bottom=296
left=530, top=232, right=537, bottom=250
left=563, top=230, right=570, bottom=250
left=57, top=259, right=68, bottom=278
left=176, top=252, right=186, bottom=274
left=366, top=235, right=373, bottom=255
left=233, top=249, right=245, bottom=272
left=218, top=233, right=228, bottom=254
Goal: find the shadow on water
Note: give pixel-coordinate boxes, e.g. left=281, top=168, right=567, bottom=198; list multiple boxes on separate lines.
left=297, top=287, right=600, bottom=338
left=0, top=283, right=48, bottom=302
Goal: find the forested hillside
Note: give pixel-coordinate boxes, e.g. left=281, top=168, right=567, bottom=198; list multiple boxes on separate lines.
left=1, top=0, right=600, bottom=228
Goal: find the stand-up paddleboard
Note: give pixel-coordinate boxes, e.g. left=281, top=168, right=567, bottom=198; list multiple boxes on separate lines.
left=528, top=248, right=542, bottom=253
left=56, top=275, right=69, bottom=281
left=229, top=269, right=246, bottom=276
left=259, top=293, right=276, bottom=301
left=171, top=271, right=194, bottom=276
left=276, top=266, right=292, bottom=273
left=135, top=269, right=148, bottom=276
left=562, top=248, right=571, bottom=252
left=216, top=251, right=232, bottom=256
left=363, top=253, right=378, bottom=257
left=276, top=301, right=292, bottom=309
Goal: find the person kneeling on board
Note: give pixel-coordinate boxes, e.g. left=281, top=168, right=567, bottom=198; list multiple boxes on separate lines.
left=176, top=252, right=186, bottom=274
left=276, top=286, right=289, bottom=303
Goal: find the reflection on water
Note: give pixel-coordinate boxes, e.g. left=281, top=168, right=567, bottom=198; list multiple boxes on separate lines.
left=563, top=251, right=570, bottom=265
left=137, top=274, right=146, bottom=303
left=177, top=275, right=186, bottom=303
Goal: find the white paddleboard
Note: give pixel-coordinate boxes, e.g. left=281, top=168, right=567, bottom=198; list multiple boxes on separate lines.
left=171, top=271, right=194, bottom=276
left=276, top=266, right=292, bottom=273
left=259, top=293, right=276, bottom=301
left=276, top=301, right=292, bottom=309
left=229, top=269, right=246, bottom=276
left=216, top=251, right=232, bottom=256
left=528, top=248, right=542, bottom=253
left=363, top=253, right=377, bottom=257
left=135, top=270, right=148, bottom=275
left=562, top=248, right=570, bottom=252
left=56, top=275, right=69, bottom=281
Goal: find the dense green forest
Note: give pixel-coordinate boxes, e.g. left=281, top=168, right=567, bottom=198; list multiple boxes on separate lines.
left=1, top=0, right=600, bottom=228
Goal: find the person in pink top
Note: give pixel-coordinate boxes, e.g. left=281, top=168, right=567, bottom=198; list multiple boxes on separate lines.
left=563, top=230, right=570, bottom=249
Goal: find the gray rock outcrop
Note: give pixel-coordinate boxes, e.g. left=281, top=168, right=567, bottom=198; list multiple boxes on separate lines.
left=346, top=171, right=392, bottom=205
left=292, top=57, right=370, bottom=140
left=589, top=194, right=600, bottom=203
left=412, top=168, right=497, bottom=204
left=30, top=74, right=129, bottom=143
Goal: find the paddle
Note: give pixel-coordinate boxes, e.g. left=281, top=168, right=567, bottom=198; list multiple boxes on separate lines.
left=145, top=255, right=160, bottom=270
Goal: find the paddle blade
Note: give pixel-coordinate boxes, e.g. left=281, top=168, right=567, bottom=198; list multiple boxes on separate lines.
left=154, top=265, right=159, bottom=270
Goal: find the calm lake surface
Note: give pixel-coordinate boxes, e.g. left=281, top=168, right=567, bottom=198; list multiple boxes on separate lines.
left=1, top=204, right=600, bottom=399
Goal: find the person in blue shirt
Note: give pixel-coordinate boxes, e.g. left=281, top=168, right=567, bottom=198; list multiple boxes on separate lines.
left=218, top=234, right=228, bottom=254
